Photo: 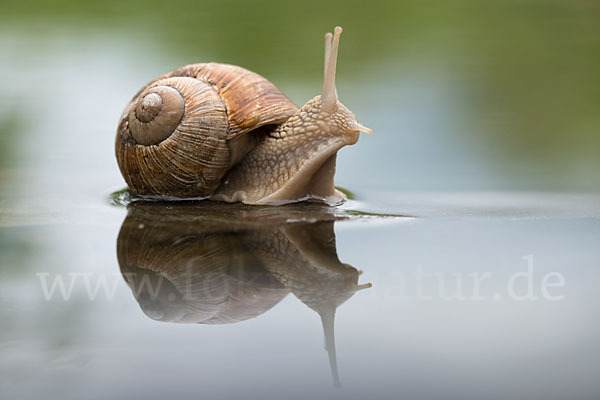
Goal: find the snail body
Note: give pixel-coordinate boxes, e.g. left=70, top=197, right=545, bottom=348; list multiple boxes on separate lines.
left=115, top=27, right=371, bottom=205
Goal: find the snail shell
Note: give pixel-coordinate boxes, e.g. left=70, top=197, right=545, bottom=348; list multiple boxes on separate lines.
left=115, top=63, right=298, bottom=198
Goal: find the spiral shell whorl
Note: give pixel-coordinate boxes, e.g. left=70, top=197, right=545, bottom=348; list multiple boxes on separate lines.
left=117, top=76, right=231, bottom=197
left=128, top=86, right=185, bottom=145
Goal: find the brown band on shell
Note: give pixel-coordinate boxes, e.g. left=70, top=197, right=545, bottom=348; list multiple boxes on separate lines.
left=167, top=63, right=298, bottom=138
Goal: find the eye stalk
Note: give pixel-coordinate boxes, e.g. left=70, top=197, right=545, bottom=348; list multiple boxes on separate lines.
left=322, top=26, right=373, bottom=135
left=322, top=27, right=342, bottom=111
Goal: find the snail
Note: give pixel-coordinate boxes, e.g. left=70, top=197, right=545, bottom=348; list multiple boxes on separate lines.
left=115, top=27, right=372, bottom=205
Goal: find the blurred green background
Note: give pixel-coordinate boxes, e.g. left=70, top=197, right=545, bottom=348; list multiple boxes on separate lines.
left=1, top=0, right=599, bottom=197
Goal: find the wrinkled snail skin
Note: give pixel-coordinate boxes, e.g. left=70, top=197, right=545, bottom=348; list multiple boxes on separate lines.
left=115, top=27, right=371, bottom=205
left=211, top=97, right=363, bottom=205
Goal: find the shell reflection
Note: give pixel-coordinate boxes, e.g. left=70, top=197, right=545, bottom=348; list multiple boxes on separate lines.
left=117, top=201, right=371, bottom=386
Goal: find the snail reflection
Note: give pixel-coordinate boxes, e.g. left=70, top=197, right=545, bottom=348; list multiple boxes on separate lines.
left=117, top=201, right=371, bottom=386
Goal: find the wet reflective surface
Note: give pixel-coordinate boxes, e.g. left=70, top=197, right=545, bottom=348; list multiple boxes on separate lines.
left=2, top=195, right=600, bottom=399
left=1, top=0, right=600, bottom=399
